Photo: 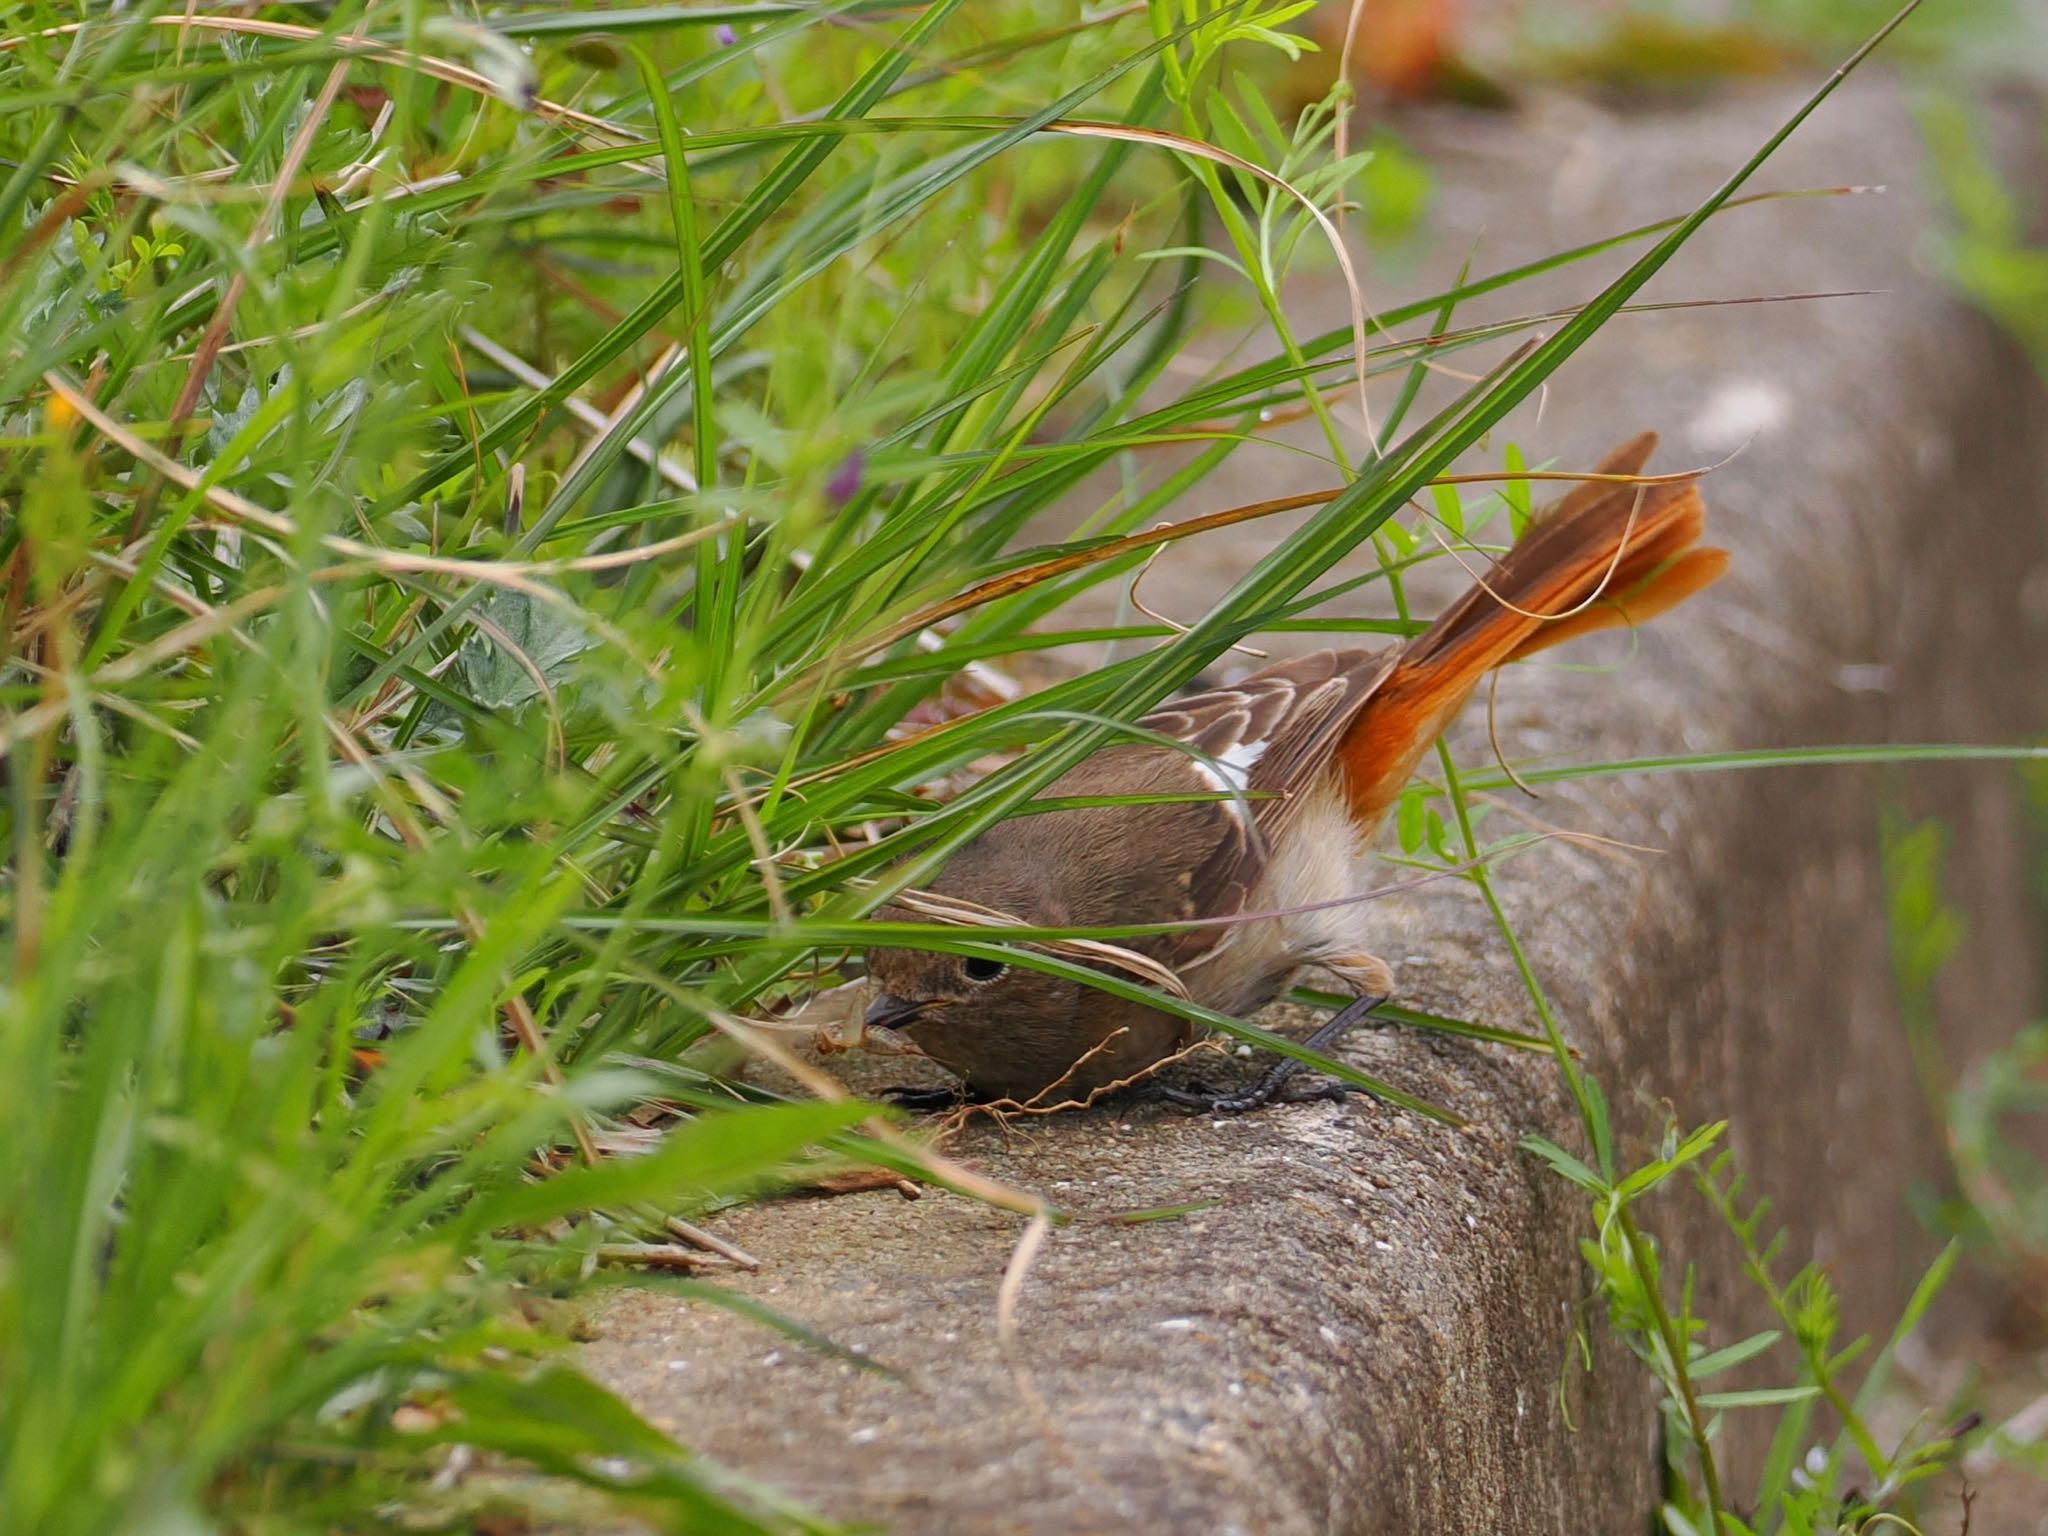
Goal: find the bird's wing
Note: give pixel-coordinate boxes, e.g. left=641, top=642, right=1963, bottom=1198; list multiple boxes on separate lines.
left=1140, top=646, right=1396, bottom=840
left=1137, top=648, right=1396, bottom=957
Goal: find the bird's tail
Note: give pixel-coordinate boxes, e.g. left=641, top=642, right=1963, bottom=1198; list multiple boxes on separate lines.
left=1337, top=432, right=1726, bottom=826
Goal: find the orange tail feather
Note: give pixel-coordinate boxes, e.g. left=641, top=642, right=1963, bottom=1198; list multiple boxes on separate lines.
left=1338, top=433, right=1724, bottom=825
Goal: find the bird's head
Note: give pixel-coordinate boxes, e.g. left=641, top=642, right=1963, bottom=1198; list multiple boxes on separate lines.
left=862, top=896, right=1092, bottom=1102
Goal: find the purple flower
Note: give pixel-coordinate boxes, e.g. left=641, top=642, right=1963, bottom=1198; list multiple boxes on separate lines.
left=714, top=23, right=738, bottom=46
left=825, top=448, right=865, bottom=507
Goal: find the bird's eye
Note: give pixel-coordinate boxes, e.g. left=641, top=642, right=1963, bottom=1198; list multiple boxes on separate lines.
left=963, top=956, right=1007, bottom=983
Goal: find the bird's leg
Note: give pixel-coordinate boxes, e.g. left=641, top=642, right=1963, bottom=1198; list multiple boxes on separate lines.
left=1155, top=955, right=1393, bottom=1115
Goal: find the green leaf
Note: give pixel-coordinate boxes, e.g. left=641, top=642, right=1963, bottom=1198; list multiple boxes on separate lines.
left=1461, top=742, right=2048, bottom=797
left=459, top=590, right=599, bottom=711
left=1687, top=1330, right=1781, bottom=1379
left=1848, top=1239, right=1959, bottom=1419
left=1431, top=481, right=1465, bottom=538
left=1521, top=1135, right=1609, bottom=1194
left=434, top=1365, right=788, bottom=1532
left=1423, top=807, right=1454, bottom=862
left=1396, top=785, right=1427, bottom=854
left=1502, top=441, right=1532, bottom=534
left=1584, top=1075, right=1616, bottom=1183
left=1616, top=1122, right=1725, bottom=1199
left=1110, top=1200, right=1222, bottom=1223
left=475, top=1101, right=877, bottom=1229
left=1694, top=1385, right=1821, bottom=1410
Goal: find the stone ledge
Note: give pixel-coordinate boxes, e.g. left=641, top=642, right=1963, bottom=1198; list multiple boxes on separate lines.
left=583, top=78, right=2048, bottom=1534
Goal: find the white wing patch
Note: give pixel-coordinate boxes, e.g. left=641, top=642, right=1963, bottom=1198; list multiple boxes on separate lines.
left=1190, top=736, right=1270, bottom=823
left=1219, top=737, right=1268, bottom=784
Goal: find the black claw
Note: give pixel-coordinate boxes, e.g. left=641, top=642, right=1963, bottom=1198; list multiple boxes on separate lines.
left=1152, top=1076, right=1373, bottom=1114
left=1276, top=1078, right=1359, bottom=1106
left=1153, top=1083, right=1265, bottom=1114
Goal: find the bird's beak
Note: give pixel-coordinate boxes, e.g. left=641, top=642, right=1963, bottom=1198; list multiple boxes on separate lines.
left=863, top=991, right=926, bottom=1032
left=860, top=991, right=929, bottom=1056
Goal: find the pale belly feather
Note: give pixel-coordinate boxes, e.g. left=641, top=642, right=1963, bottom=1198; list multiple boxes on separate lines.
left=1179, top=770, right=1378, bottom=1017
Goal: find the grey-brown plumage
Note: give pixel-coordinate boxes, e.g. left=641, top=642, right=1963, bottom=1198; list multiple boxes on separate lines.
left=866, top=650, right=1393, bottom=1101
left=863, top=434, right=1725, bottom=1105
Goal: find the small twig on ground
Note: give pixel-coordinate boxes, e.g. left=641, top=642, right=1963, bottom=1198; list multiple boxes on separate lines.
left=595, top=1242, right=736, bottom=1273
left=783, top=1168, right=922, bottom=1201
left=664, top=1215, right=760, bottom=1272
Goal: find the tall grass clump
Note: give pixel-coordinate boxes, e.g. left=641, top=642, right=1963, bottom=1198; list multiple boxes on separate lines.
left=0, top=0, right=1999, bottom=1531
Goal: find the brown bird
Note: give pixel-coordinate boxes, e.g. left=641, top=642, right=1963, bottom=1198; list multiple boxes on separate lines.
left=863, top=434, right=1725, bottom=1109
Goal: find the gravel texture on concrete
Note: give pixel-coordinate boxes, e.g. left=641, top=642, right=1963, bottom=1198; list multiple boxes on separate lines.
left=583, top=77, right=2048, bottom=1534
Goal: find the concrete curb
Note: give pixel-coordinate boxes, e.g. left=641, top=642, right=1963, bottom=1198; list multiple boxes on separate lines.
left=584, top=78, right=2048, bottom=1533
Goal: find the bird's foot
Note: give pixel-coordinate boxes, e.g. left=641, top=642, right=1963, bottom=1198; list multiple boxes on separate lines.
left=1153, top=984, right=1390, bottom=1115
left=1151, top=1075, right=1375, bottom=1114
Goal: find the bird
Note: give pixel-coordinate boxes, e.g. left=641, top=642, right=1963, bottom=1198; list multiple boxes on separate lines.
left=861, top=433, right=1725, bottom=1110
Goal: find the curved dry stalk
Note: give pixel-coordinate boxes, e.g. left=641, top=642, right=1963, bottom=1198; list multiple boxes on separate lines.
left=1485, top=668, right=1538, bottom=800
left=79, top=537, right=685, bottom=774
left=324, top=709, right=464, bottom=840
left=1043, top=119, right=1382, bottom=447
left=7, top=653, right=202, bottom=752
left=1469, top=793, right=1666, bottom=861
left=0, top=583, right=287, bottom=756
left=947, top=1033, right=1228, bottom=1125
left=138, top=19, right=360, bottom=545
left=794, top=446, right=1731, bottom=699
left=458, top=325, right=700, bottom=495
left=1125, top=524, right=1267, bottom=659
left=64, top=372, right=732, bottom=581
left=992, top=1208, right=1108, bottom=1499
left=886, top=886, right=1191, bottom=1001
left=44, top=371, right=669, bottom=676
left=165, top=289, right=397, bottom=361
left=790, top=485, right=1348, bottom=693
left=1334, top=0, right=1371, bottom=172
left=1424, top=483, right=1650, bottom=624
left=0, top=14, right=642, bottom=145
